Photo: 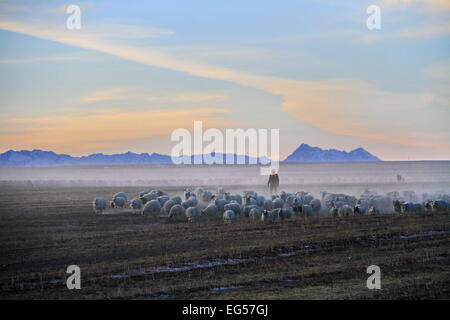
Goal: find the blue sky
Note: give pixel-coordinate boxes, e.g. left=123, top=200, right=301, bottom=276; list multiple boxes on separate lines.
left=0, top=0, right=449, bottom=160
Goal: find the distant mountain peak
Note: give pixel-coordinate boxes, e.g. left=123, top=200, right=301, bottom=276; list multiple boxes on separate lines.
left=284, top=144, right=381, bottom=162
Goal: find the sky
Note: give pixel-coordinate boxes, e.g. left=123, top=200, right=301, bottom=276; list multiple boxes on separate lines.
left=0, top=0, right=449, bottom=160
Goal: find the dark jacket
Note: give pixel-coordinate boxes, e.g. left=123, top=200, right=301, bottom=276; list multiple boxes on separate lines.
left=268, top=174, right=279, bottom=188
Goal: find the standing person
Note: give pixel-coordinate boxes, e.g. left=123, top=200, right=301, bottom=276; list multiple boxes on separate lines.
left=268, top=169, right=279, bottom=195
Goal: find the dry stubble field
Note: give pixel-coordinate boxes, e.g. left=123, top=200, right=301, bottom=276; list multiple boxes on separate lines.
left=0, top=186, right=449, bottom=300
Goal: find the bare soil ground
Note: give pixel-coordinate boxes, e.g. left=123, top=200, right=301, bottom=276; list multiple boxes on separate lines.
left=0, top=186, right=449, bottom=300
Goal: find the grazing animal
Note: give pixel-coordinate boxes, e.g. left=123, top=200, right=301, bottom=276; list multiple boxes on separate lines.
left=229, top=194, right=242, bottom=205
left=302, top=194, right=314, bottom=205
left=330, top=207, right=338, bottom=217
left=224, top=202, right=241, bottom=216
left=310, top=198, right=321, bottom=213
left=292, top=197, right=303, bottom=215
left=249, top=207, right=262, bottom=220
left=168, top=204, right=185, bottom=221
left=256, top=195, right=266, bottom=207
left=263, top=199, right=274, bottom=210
left=201, top=190, right=214, bottom=203
left=431, top=200, right=449, bottom=212
left=112, top=192, right=128, bottom=202
left=93, top=198, right=107, bottom=214
left=242, top=205, right=258, bottom=217
left=162, top=199, right=175, bottom=215
left=215, top=199, right=229, bottom=213
left=143, top=200, right=161, bottom=216
left=171, top=196, right=182, bottom=205
left=273, top=207, right=293, bottom=220
left=368, top=206, right=380, bottom=215
left=281, top=208, right=293, bottom=219
left=393, top=200, right=403, bottom=213
left=338, top=205, right=353, bottom=217
left=300, top=204, right=313, bottom=217
left=353, top=205, right=366, bottom=215
left=273, top=198, right=284, bottom=209
left=182, top=196, right=197, bottom=209
left=244, top=195, right=258, bottom=206
left=111, top=196, right=126, bottom=209
left=261, top=210, right=275, bottom=222
left=158, top=195, right=170, bottom=206
left=188, top=195, right=198, bottom=207
left=185, top=207, right=200, bottom=222
left=140, top=193, right=158, bottom=204
left=400, top=202, right=422, bottom=214
left=201, top=204, right=219, bottom=217
left=423, top=200, right=433, bottom=211
left=272, top=208, right=282, bottom=219
left=185, top=189, right=196, bottom=200
left=223, top=210, right=236, bottom=223
left=130, top=198, right=143, bottom=214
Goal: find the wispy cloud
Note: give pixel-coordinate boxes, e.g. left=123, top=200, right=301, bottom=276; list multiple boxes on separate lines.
left=171, top=93, right=225, bottom=103
left=0, top=54, right=85, bottom=64
left=382, top=0, right=450, bottom=11
left=85, top=24, right=174, bottom=41
left=80, top=88, right=127, bottom=103
left=0, top=11, right=449, bottom=155
left=0, top=108, right=241, bottom=154
left=399, top=22, right=450, bottom=39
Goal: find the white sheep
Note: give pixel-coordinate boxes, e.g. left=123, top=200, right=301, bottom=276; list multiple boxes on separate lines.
left=249, top=207, right=262, bottom=220
left=171, top=196, right=182, bottom=205
left=215, top=199, right=229, bottom=213
left=368, top=206, right=381, bottom=214
left=143, top=199, right=161, bottom=216
left=113, top=192, right=128, bottom=202
left=242, top=204, right=258, bottom=217
left=140, top=192, right=158, bottom=204
left=338, top=204, right=353, bottom=217
left=188, top=195, right=198, bottom=207
left=229, top=194, right=242, bottom=205
left=130, top=198, right=143, bottom=214
left=162, top=199, right=175, bottom=215
left=353, top=205, right=366, bottom=215
left=300, top=205, right=313, bottom=217
left=158, top=195, right=170, bottom=206
left=185, top=189, right=196, bottom=200
left=182, top=197, right=197, bottom=209
left=168, top=204, right=185, bottom=221
left=93, top=198, right=107, bottom=214
left=185, top=207, right=200, bottom=222
left=310, top=198, right=321, bottom=213
left=275, top=207, right=293, bottom=219
left=111, top=196, right=126, bottom=209
left=201, top=190, right=214, bottom=203
left=224, top=202, right=241, bottom=216
left=223, top=210, right=236, bottom=223
left=261, top=210, right=275, bottom=222
left=263, top=199, right=273, bottom=210
left=201, top=203, right=219, bottom=217
left=273, top=198, right=284, bottom=209
left=256, top=195, right=266, bottom=207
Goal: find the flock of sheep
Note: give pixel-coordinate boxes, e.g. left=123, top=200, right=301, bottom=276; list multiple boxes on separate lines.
left=93, top=188, right=450, bottom=223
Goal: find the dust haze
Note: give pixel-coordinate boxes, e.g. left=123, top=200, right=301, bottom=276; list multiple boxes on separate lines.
left=1, top=161, right=449, bottom=200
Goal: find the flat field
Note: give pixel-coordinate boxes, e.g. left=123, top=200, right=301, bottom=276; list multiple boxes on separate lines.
left=0, top=185, right=449, bottom=300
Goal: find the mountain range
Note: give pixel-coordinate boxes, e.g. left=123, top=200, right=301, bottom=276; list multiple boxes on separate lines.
left=284, top=143, right=381, bottom=162
left=0, top=144, right=381, bottom=167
